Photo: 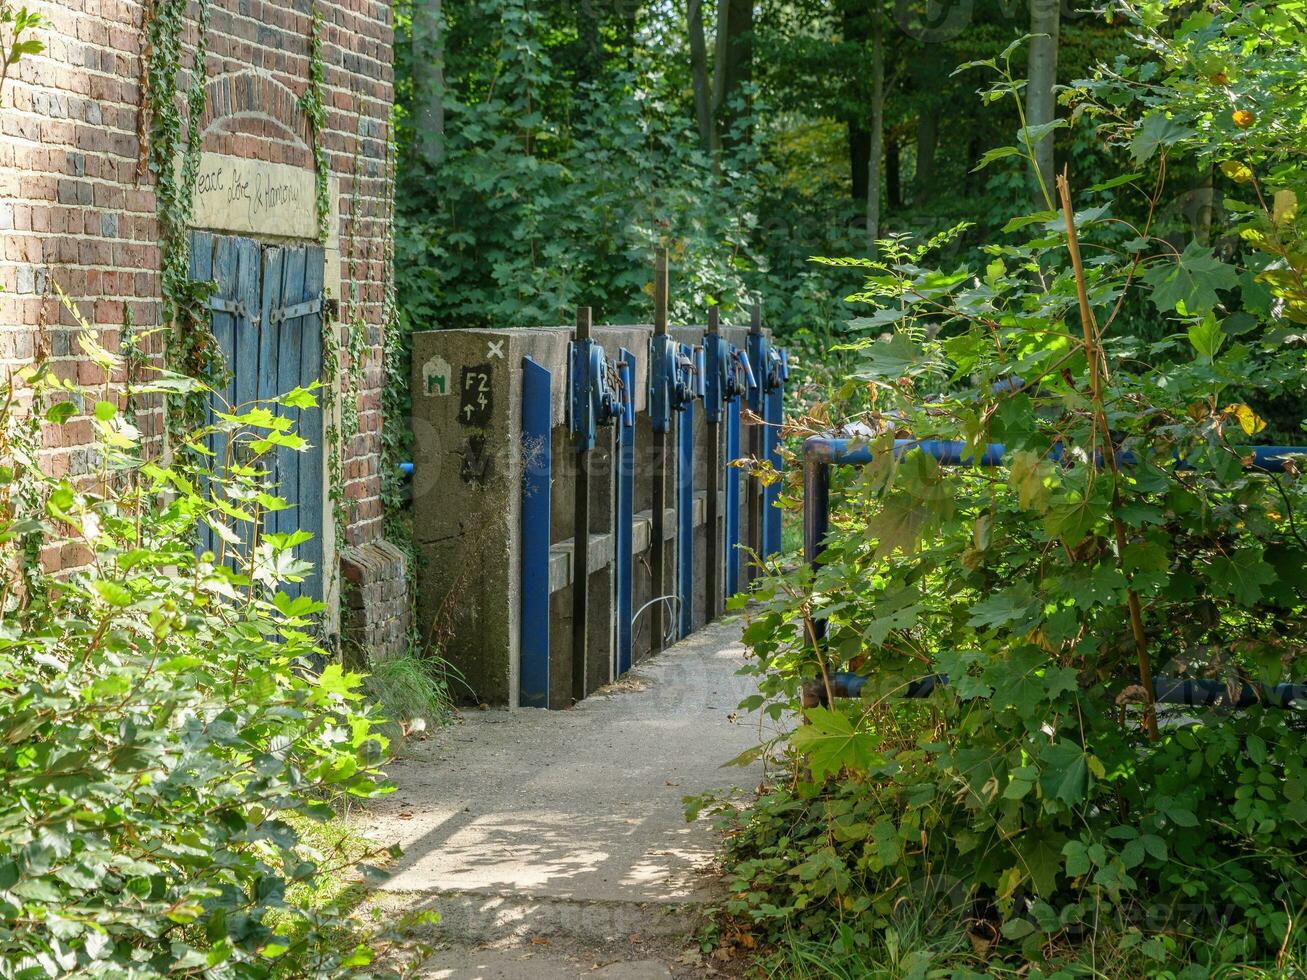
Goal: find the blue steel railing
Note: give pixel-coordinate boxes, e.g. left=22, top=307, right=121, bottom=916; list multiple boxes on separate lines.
left=802, top=435, right=1307, bottom=709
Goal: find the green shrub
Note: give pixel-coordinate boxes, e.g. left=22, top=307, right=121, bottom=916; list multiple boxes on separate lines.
left=0, top=320, right=415, bottom=975
left=721, top=2, right=1307, bottom=973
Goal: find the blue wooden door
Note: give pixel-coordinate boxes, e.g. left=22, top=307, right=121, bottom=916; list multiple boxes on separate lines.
left=190, top=232, right=325, bottom=605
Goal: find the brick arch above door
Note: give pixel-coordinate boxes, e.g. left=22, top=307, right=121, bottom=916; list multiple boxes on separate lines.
left=199, top=70, right=314, bottom=169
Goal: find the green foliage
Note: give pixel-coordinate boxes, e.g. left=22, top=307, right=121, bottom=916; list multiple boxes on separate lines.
left=0, top=310, right=420, bottom=975
left=722, top=1, right=1307, bottom=973
left=299, top=3, right=330, bottom=247
left=0, top=2, right=42, bottom=103
left=394, top=0, right=766, bottom=331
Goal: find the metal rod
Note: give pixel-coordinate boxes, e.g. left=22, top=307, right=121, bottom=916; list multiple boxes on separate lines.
left=763, top=380, right=783, bottom=557
left=725, top=395, right=741, bottom=599
left=651, top=251, right=669, bottom=650
left=572, top=306, right=592, bottom=703
left=745, top=304, right=763, bottom=585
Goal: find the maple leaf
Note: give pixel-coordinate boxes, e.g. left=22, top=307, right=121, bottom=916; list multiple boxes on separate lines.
left=791, top=707, right=883, bottom=780
left=1142, top=241, right=1238, bottom=315
left=1129, top=112, right=1196, bottom=164
left=1205, top=548, right=1277, bottom=605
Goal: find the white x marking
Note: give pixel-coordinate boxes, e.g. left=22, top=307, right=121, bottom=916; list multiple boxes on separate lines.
left=487, top=340, right=505, bottom=359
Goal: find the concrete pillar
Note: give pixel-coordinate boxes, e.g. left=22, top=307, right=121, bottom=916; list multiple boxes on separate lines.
left=411, top=327, right=570, bottom=706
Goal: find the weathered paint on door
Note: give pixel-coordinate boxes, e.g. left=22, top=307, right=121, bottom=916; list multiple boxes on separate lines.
left=189, top=231, right=326, bottom=604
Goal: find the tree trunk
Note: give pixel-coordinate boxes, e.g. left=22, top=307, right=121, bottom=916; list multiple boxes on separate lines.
left=577, top=3, right=603, bottom=86
left=915, top=112, right=937, bottom=202
left=866, top=3, right=883, bottom=255
left=849, top=123, right=870, bottom=202
left=688, top=0, right=717, bottom=154
left=411, top=0, right=446, bottom=168
left=1026, top=0, right=1060, bottom=208
left=712, top=0, right=752, bottom=146
left=886, top=134, right=901, bottom=210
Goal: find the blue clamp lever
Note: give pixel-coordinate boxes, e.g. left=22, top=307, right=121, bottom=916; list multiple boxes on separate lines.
left=649, top=334, right=699, bottom=434
left=704, top=334, right=754, bottom=422
left=569, top=337, right=624, bottom=451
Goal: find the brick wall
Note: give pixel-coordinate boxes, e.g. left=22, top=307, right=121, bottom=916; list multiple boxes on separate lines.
left=0, top=0, right=407, bottom=656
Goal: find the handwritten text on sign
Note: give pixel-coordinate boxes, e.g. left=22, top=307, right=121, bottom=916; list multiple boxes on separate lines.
left=189, top=153, right=334, bottom=243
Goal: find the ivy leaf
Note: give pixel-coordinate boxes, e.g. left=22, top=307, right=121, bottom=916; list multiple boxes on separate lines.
left=790, top=707, right=883, bottom=781
left=868, top=493, right=929, bottom=559
left=1044, top=491, right=1106, bottom=547
left=863, top=586, right=921, bottom=646
left=1224, top=403, right=1267, bottom=435
left=1142, top=241, right=1238, bottom=315
left=1023, top=832, right=1070, bottom=897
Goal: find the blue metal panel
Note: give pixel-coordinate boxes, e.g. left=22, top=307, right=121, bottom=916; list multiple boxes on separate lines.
left=274, top=246, right=306, bottom=547
left=297, top=246, right=325, bottom=605
left=188, top=232, right=215, bottom=556
left=520, top=356, right=552, bottom=708
left=763, top=382, right=783, bottom=557
left=232, top=239, right=261, bottom=559
left=233, top=240, right=260, bottom=415
left=210, top=237, right=239, bottom=479
left=677, top=400, right=694, bottom=639
left=615, top=348, right=635, bottom=676
left=725, top=395, right=741, bottom=598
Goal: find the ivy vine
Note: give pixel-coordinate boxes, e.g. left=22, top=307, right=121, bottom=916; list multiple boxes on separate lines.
left=326, top=118, right=372, bottom=553
left=297, top=4, right=330, bottom=247
left=141, top=0, right=220, bottom=447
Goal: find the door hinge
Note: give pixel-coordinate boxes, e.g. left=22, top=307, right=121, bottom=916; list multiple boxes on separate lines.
left=209, top=296, right=252, bottom=321
left=268, top=296, right=325, bottom=325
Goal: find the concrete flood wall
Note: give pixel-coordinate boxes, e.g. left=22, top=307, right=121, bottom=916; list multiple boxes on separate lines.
left=410, top=322, right=776, bottom=708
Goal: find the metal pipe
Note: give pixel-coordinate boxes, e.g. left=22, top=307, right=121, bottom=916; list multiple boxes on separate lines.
left=800, top=433, right=1307, bottom=710
left=805, top=671, right=1307, bottom=710
left=725, top=396, right=742, bottom=598
left=677, top=400, right=695, bottom=639
left=803, top=436, right=1307, bottom=471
